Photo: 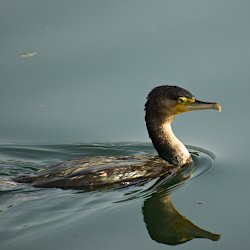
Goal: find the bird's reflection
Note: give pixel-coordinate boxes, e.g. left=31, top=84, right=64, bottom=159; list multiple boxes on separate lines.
left=142, top=166, right=221, bottom=245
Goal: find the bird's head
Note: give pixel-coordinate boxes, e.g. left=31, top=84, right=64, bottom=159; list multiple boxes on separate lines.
left=145, top=85, right=221, bottom=119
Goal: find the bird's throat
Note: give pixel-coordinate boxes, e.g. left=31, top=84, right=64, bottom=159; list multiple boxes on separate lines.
left=145, top=115, right=191, bottom=166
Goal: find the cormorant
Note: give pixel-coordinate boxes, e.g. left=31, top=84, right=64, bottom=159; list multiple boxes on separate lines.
left=15, top=85, right=221, bottom=189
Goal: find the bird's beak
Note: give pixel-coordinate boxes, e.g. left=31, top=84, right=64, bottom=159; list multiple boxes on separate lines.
left=185, top=100, right=222, bottom=112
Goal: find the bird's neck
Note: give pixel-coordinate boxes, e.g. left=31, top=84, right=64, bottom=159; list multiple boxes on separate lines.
left=145, top=114, right=191, bottom=166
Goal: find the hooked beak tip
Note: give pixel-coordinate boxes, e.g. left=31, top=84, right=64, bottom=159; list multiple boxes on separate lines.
left=214, top=103, right=222, bottom=112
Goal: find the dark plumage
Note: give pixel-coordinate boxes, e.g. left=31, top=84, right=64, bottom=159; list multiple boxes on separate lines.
left=146, top=85, right=193, bottom=103
left=14, top=85, right=221, bottom=189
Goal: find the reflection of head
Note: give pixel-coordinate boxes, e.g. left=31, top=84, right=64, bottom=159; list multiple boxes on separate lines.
left=142, top=194, right=220, bottom=245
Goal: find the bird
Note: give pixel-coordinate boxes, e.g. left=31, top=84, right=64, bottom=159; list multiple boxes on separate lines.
left=15, top=85, right=221, bottom=189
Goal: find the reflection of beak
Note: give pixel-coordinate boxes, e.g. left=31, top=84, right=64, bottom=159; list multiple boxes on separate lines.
left=186, top=100, right=222, bottom=112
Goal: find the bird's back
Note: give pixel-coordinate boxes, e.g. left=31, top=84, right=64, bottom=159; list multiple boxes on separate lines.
left=15, top=155, right=178, bottom=190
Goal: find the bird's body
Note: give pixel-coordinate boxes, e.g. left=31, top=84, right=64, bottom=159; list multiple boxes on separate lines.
left=16, top=155, right=180, bottom=189
left=15, top=85, right=221, bottom=189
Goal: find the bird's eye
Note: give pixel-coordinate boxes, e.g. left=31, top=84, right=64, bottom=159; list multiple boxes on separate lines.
left=178, top=97, right=186, bottom=104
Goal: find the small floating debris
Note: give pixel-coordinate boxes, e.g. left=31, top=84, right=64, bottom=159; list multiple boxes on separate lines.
left=20, top=51, right=37, bottom=59
left=195, top=201, right=206, bottom=205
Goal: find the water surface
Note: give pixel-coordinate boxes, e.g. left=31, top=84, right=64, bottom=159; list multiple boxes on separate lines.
left=1, top=1, right=250, bottom=249
left=1, top=143, right=221, bottom=250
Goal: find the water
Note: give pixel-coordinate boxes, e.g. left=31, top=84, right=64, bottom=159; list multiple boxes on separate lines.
left=0, top=143, right=218, bottom=250
left=1, top=1, right=250, bottom=249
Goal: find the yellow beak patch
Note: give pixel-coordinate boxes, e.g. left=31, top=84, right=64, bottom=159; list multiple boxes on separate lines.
left=175, top=97, right=195, bottom=114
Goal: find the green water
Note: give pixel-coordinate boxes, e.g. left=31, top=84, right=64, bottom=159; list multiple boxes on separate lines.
left=1, top=1, right=250, bottom=249
left=0, top=143, right=220, bottom=250
left=0, top=142, right=249, bottom=250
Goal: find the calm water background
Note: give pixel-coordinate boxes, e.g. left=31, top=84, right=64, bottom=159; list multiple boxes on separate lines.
left=0, top=1, right=250, bottom=249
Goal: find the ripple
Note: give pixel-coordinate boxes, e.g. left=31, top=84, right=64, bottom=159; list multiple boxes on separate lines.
left=114, top=145, right=216, bottom=203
